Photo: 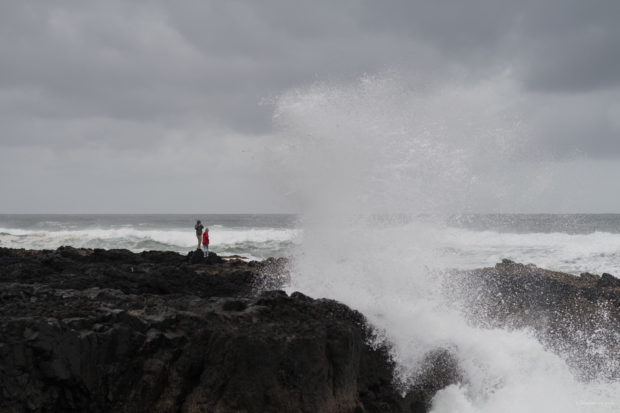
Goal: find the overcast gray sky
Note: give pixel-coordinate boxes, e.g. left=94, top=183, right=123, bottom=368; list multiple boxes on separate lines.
left=1, top=1, right=619, bottom=213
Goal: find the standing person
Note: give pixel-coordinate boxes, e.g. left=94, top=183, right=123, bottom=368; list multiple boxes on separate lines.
left=194, top=220, right=204, bottom=249
left=201, top=227, right=210, bottom=258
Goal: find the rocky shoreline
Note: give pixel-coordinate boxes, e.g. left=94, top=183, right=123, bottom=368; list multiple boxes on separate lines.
left=449, top=259, right=620, bottom=382
left=1, top=247, right=618, bottom=412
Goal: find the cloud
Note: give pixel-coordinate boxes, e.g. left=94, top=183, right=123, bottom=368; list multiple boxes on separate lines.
left=1, top=1, right=619, bottom=212
left=516, top=1, right=620, bottom=92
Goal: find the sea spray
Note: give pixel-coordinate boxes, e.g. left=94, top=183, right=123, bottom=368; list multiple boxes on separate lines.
left=272, top=74, right=620, bottom=412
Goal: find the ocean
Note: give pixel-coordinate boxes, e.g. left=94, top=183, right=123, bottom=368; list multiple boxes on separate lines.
left=0, top=214, right=298, bottom=261
left=2, top=213, right=619, bottom=411
left=1, top=213, right=618, bottom=276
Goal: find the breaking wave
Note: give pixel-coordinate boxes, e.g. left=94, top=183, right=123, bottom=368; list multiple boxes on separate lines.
left=0, top=226, right=298, bottom=259
left=272, top=74, right=620, bottom=412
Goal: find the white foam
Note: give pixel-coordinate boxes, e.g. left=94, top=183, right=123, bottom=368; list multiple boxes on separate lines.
left=440, top=227, right=620, bottom=274
left=273, top=74, right=620, bottom=412
left=286, top=218, right=620, bottom=412
left=0, top=226, right=299, bottom=257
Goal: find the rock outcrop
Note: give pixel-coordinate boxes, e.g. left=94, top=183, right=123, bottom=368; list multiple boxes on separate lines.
left=0, top=247, right=456, bottom=413
left=448, top=259, right=620, bottom=380
left=2, top=247, right=616, bottom=412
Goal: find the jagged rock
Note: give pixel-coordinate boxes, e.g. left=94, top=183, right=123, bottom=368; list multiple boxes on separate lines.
left=0, top=247, right=445, bottom=413
left=187, top=248, right=205, bottom=264
left=598, top=273, right=620, bottom=288
left=580, top=272, right=600, bottom=282
left=402, top=350, right=462, bottom=412
left=5, top=248, right=611, bottom=412
left=451, top=259, right=620, bottom=381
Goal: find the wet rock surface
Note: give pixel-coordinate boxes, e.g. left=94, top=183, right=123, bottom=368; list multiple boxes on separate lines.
left=450, top=259, right=620, bottom=380
left=0, top=247, right=449, bottom=413
left=3, top=247, right=616, bottom=412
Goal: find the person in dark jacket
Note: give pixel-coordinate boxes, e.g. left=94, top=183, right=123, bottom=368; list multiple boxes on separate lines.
left=194, top=220, right=204, bottom=249
left=201, top=228, right=209, bottom=257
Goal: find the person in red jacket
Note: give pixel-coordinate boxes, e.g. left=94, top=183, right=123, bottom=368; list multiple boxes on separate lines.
left=201, top=227, right=210, bottom=257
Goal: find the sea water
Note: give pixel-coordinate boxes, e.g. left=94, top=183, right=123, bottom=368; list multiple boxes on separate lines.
left=0, top=214, right=298, bottom=261
left=2, top=213, right=620, bottom=275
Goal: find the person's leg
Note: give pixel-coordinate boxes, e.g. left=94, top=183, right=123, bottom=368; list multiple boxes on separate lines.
left=197, top=234, right=201, bottom=249
left=202, top=244, right=208, bottom=257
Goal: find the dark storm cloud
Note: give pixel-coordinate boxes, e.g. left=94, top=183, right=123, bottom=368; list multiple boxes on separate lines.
left=2, top=1, right=618, bottom=129
left=0, top=1, right=396, bottom=136
left=0, top=1, right=279, bottom=135
left=359, top=0, right=620, bottom=92
left=517, top=1, right=620, bottom=92
left=1, top=0, right=619, bottom=212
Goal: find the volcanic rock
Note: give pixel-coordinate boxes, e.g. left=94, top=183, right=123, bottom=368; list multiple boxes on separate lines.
left=0, top=247, right=451, bottom=413
left=3, top=246, right=612, bottom=412
left=450, top=259, right=620, bottom=381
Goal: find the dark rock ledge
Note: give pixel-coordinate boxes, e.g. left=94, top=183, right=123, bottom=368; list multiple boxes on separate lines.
left=447, top=259, right=620, bottom=381
left=2, top=248, right=617, bottom=412
left=0, top=247, right=454, bottom=413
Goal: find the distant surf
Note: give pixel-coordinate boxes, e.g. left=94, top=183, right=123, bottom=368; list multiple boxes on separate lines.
left=2, top=213, right=620, bottom=274
left=0, top=214, right=299, bottom=261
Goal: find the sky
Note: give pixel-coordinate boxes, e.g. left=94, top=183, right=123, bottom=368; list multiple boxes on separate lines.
left=1, top=0, right=619, bottom=213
